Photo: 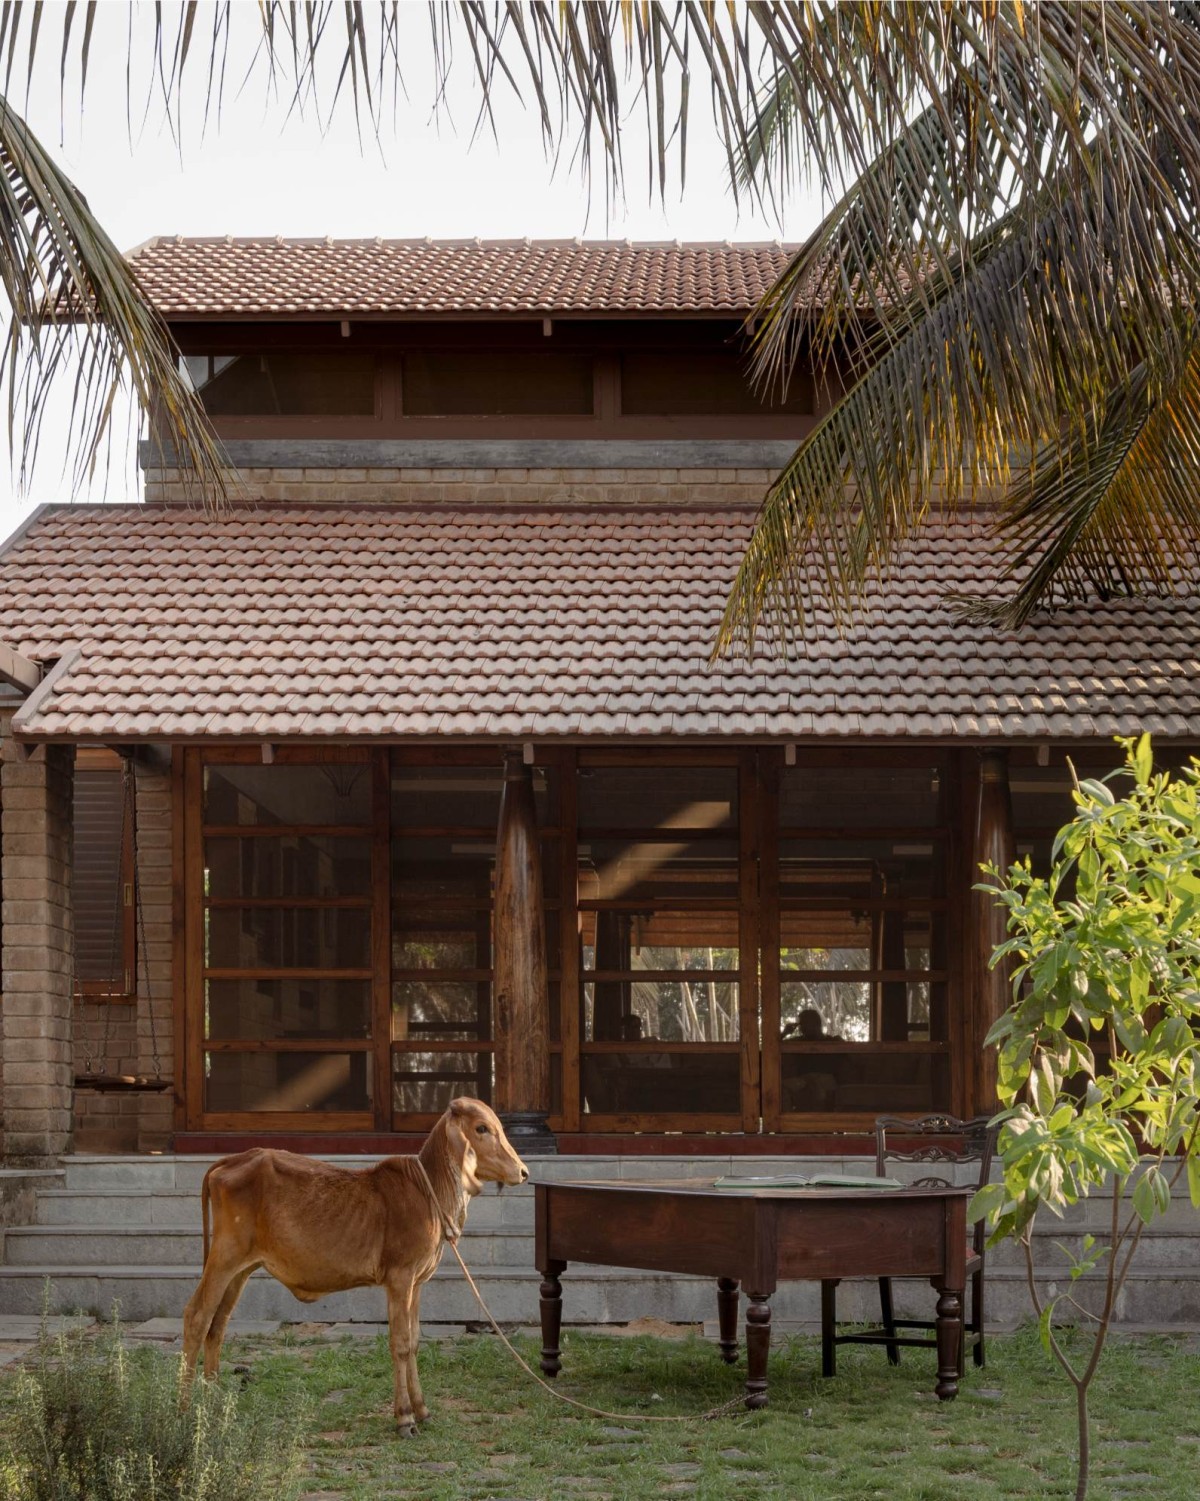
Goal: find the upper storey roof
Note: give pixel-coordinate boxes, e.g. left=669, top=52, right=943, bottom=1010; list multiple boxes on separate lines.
left=126, top=237, right=797, bottom=318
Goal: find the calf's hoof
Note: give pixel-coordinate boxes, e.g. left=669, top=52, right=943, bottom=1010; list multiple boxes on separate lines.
left=395, top=1416, right=419, bottom=1438
left=415, top=1404, right=431, bottom=1423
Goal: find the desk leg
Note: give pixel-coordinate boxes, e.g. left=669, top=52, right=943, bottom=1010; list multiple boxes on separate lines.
left=540, top=1263, right=566, bottom=1379
left=716, top=1278, right=740, bottom=1365
left=744, top=1293, right=771, bottom=1410
left=933, top=1284, right=962, bottom=1401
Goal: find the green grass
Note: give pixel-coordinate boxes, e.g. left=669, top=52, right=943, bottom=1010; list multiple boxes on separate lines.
left=5, top=1326, right=1199, bottom=1501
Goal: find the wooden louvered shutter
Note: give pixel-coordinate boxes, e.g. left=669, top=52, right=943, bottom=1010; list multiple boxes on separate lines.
left=72, top=749, right=135, bottom=999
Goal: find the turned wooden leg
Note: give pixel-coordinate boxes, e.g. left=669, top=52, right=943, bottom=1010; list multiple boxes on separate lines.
left=879, top=1276, right=900, bottom=1366
left=744, top=1293, right=771, bottom=1410
left=716, top=1277, right=740, bottom=1365
left=539, top=1263, right=565, bottom=1378
left=934, top=1284, right=962, bottom=1401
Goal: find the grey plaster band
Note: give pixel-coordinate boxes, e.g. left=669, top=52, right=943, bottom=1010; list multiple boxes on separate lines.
left=139, top=438, right=798, bottom=471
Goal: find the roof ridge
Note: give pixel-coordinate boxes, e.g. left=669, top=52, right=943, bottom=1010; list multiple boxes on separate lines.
left=127, top=235, right=798, bottom=253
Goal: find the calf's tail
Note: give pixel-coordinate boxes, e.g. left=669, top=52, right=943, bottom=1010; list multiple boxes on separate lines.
left=201, top=1167, right=213, bottom=1265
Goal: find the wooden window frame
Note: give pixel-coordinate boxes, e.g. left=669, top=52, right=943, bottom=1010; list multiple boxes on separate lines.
left=184, top=746, right=378, bottom=1130
left=765, top=747, right=965, bottom=1133
left=73, top=748, right=137, bottom=1002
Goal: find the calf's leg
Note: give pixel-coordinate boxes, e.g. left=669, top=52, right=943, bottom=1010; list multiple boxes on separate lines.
left=182, top=1254, right=245, bottom=1389
left=407, top=1287, right=429, bottom=1422
left=386, top=1274, right=420, bottom=1436
left=203, top=1265, right=256, bottom=1379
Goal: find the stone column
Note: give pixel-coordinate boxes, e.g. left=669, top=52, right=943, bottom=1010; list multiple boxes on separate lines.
left=492, top=749, right=556, bottom=1154
left=971, top=749, right=1016, bottom=1113
left=1, top=733, right=75, bottom=1163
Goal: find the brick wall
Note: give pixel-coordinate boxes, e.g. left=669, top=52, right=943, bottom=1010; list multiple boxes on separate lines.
left=70, top=760, right=175, bottom=1152
left=143, top=466, right=776, bottom=508
left=0, top=726, right=75, bottom=1164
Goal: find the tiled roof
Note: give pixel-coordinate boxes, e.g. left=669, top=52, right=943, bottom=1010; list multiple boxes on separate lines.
left=126, top=237, right=796, bottom=317
left=2, top=503, right=1198, bottom=742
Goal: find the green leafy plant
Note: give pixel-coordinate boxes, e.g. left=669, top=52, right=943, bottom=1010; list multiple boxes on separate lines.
left=973, top=734, right=1200, bottom=1501
left=0, top=1313, right=302, bottom=1501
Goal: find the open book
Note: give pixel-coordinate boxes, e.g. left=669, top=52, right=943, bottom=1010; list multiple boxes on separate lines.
left=712, top=1173, right=905, bottom=1192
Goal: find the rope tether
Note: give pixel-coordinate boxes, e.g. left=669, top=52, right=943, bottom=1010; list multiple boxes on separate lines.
left=413, top=1161, right=748, bottom=1425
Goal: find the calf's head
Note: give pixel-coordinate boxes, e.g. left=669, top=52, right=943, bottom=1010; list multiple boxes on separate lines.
left=445, top=1097, right=529, bottom=1195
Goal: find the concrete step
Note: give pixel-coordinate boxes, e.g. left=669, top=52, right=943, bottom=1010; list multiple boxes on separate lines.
left=2, top=1258, right=1198, bottom=1329
left=34, top=1186, right=537, bottom=1229
left=60, top=1154, right=972, bottom=1193
left=4, top=1222, right=535, bottom=1268
left=11, top=1217, right=1200, bottom=1274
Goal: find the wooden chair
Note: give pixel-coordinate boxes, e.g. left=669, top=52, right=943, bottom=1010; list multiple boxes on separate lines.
left=820, top=1113, right=998, bottom=1378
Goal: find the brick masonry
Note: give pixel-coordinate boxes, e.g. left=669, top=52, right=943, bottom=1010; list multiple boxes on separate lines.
left=0, top=721, right=75, bottom=1164
left=142, top=465, right=777, bottom=508
left=71, top=761, right=174, bottom=1153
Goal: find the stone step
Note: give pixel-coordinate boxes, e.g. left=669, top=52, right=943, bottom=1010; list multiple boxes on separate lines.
left=34, top=1186, right=537, bottom=1229
left=1, top=1259, right=1198, bottom=1329
left=61, top=1154, right=992, bottom=1194
left=4, top=1223, right=535, bottom=1268
left=10, top=1220, right=1200, bottom=1275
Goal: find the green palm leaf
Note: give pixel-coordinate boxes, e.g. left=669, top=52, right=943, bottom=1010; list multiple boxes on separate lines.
left=0, top=94, right=229, bottom=501
left=950, top=350, right=1200, bottom=627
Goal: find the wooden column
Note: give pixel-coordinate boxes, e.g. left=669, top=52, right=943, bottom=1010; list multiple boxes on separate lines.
left=493, top=749, right=556, bottom=1153
left=971, top=749, right=1016, bottom=1113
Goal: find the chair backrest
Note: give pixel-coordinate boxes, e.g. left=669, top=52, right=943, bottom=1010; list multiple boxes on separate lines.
left=875, top=1113, right=998, bottom=1251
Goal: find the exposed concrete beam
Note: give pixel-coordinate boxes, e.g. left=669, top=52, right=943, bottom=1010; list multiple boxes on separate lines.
left=0, top=640, right=41, bottom=693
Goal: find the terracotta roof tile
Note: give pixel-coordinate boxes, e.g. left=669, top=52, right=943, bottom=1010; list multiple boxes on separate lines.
left=128, top=237, right=796, bottom=318
left=2, top=502, right=1199, bottom=742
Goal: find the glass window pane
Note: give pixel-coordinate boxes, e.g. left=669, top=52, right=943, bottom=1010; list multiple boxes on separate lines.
left=205, top=1051, right=371, bottom=1113
left=394, top=931, right=485, bottom=970
left=781, top=1051, right=949, bottom=1116
left=198, top=352, right=376, bottom=417
left=393, top=837, right=560, bottom=899
left=620, top=350, right=812, bottom=416
left=393, top=1051, right=493, bottom=1113
left=781, top=981, right=943, bottom=1044
left=584, top=981, right=739, bottom=1043
left=393, top=980, right=489, bottom=1038
left=206, top=836, right=371, bottom=900
left=403, top=350, right=593, bottom=416
left=579, top=841, right=739, bottom=902
left=206, top=979, right=371, bottom=1041
left=581, top=1051, right=740, bottom=1114
left=391, top=763, right=557, bottom=827
left=582, top=910, right=739, bottom=975
left=206, top=907, right=371, bottom=971
left=780, top=763, right=944, bottom=829
left=780, top=840, right=941, bottom=901
left=204, top=764, right=371, bottom=827
left=578, top=766, right=737, bottom=831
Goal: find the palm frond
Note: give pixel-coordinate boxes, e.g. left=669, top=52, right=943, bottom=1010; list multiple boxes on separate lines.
left=0, top=95, right=229, bottom=501
left=949, top=349, right=1200, bottom=628
left=715, top=159, right=1200, bottom=657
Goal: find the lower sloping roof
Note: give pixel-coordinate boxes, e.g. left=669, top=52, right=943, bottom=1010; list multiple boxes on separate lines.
left=0, top=502, right=1196, bottom=741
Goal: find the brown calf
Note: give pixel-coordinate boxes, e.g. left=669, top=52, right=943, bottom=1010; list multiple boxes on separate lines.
left=182, top=1097, right=528, bottom=1433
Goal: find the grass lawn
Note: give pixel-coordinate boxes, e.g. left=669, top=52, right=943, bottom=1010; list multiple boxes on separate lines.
left=205, top=1323, right=1199, bottom=1501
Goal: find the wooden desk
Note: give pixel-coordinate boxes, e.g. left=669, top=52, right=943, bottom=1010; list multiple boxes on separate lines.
left=534, top=1179, right=970, bottom=1410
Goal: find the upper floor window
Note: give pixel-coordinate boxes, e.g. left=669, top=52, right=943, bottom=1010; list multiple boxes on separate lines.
left=181, top=352, right=377, bottom=416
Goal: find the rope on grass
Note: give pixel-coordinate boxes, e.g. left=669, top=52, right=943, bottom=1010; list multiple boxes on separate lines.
left=412, top=1161, right=747, bottom=1425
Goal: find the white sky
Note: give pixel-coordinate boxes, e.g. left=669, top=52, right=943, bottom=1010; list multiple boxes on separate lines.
left=0, top=2, right=823, bottom=546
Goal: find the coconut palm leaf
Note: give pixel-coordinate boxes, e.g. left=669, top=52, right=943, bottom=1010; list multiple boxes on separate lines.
left=0, top=93, right=229, bottom=499
left=715, top=154, right=1200, bottom=656
left=948, top=349, right=1200, bottom=627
